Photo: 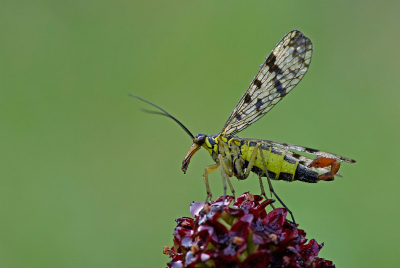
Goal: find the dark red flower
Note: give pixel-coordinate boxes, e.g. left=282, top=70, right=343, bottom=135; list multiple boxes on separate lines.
left=165, top=192, right=335, bottom=268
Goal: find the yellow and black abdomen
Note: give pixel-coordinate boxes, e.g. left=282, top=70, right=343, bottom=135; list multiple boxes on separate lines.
left=240, top=141, right=319, bottom=183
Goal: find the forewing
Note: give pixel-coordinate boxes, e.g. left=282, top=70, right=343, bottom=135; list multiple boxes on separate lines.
left=222, top=30, right=313, bottom=136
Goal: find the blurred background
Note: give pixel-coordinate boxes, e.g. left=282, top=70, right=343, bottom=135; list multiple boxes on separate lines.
left=1, top=1, right=399, bottom=267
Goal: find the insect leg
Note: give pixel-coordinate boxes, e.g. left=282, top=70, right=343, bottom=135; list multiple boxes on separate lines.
left=218, top=154, right=228, bottom=209
left=239, top=144, right=272, bottom=200
left=257, top=146, right=296, bottom=225
left=257, top=175, right=268, bottom=199
left=254, top=145, right=274, bottom=206
left=257, top=174, right=279, bottom=213
left=238, top=144, right=295, bottom=222
left=239, top=143, right=261, bottom=179
left=242, top=145, right=276, bottom=208
left=203, top=163, right=219, bottom=203
left=308, top=156, right=340, bottom=181
left=226, top=177, right=235, bottom=199
left=217, top=153, right=235, bottom=197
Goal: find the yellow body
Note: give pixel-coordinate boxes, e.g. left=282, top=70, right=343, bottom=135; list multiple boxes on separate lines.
left=203, top=134, right=299, bottom=181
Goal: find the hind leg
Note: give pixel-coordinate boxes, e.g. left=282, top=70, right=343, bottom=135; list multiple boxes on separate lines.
left=226, top=177, right=235, bottom=199
left=308, top=156, right=340, bottom=181
left=257, top=146, right=296, bottom=225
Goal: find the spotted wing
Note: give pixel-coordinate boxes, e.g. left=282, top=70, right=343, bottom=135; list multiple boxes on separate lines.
left=265, top=140, right=356, bottom=164
left=222, top=30, right=313, bottom=136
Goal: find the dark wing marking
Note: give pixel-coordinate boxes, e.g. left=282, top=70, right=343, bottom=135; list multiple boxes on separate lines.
left=222, top=30, right=313, bottom=136
left=265, top=140, right=356, bottom=164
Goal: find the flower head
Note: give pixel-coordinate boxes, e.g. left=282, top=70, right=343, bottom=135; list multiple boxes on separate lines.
left=165, top=192, right=335, bottom=268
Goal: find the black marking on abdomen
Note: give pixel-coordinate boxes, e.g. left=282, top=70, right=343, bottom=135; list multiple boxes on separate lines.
left=267, top=170, right=277, bottom=179
left=241, top=160, right=261, bottom=178
left=294, top=164, right=318, bottom=183
left=260, top=143, right=271, bottom=150
left=271, top=148, right=282, bottom=155
left=235, top=113, right=241, bottom=120
left=284, top=155, right=297, bottom=164
left=280, top=172, right=293, bottom=182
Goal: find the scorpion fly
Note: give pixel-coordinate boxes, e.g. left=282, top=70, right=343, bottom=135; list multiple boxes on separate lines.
left=131, top=30, right=356, bottom=223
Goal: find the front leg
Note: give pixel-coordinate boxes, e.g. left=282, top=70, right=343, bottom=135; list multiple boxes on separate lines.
left=202, top=163, right=219, bottom=203
left=202, top=159, right=236, bottom=204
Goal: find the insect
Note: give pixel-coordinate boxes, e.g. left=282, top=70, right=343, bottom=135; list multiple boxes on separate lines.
left=131, top=30, right=356, bottom=223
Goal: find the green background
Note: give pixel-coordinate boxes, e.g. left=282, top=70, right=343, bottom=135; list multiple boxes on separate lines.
left=1, top=1, right=399, bottom=267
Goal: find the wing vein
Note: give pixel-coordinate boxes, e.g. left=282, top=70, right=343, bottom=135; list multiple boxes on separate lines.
left=221, top=30, right=313, bottom=136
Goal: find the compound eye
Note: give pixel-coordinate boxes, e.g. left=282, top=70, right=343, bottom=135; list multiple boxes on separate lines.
left=195, top=134, right=206, bottom=145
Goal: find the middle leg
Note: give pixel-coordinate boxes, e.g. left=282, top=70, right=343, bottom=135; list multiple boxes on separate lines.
left=218, top=154, right=229, bottom=209
left=218, top=154, right=235, bottom=197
